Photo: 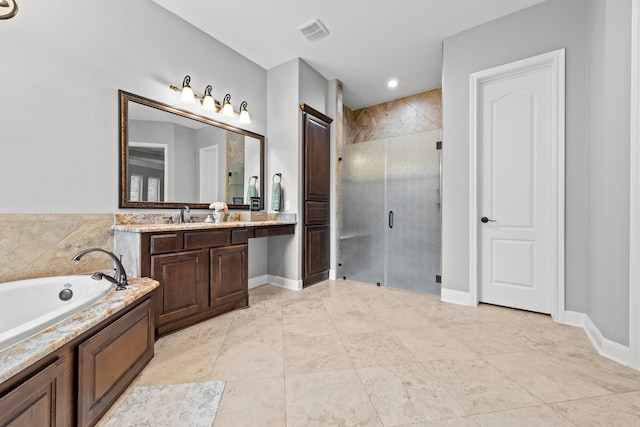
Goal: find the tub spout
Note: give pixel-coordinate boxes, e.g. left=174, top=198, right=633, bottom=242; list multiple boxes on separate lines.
left=73, top=248, right=129, bottom=291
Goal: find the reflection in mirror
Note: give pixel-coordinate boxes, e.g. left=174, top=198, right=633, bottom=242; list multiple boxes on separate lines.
left=119, top=90, right=264, bottom=210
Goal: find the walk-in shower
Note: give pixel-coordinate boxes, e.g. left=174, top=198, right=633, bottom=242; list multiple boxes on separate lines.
left=338, top=129, right=441, bottom=295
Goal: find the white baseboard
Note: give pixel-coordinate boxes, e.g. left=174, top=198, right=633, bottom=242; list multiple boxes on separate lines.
left=248, top=274, right=270, bottom=289
left=267, top=275, right=303, bottom=291
left=559, top=310, right=586, bottom=328
left=329, top=269, right=337, bottom=280
left=440, top=288, right=475, bottom=306
left=584, top=315, right=632, bottom=367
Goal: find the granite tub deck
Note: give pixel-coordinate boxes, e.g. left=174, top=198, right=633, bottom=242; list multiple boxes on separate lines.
left=0, top=277, right=159, bottom=383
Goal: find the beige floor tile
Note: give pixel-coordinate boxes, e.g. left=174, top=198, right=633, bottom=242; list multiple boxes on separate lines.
left=396, top=416, right=480, bottom=426
left=226, top=312, right=283, bottom=340
left=285, top=370, right=382, bottom=427
left=358, top=363, right=466, bottom=425
left=215, top=377, right=286, bottom=426
left=329, top=311, right=389, bottom=335
left=98, top=279, right=640, bottom=427
left=284, top=334, right=353, bottom=375
left=282, top=313, right=339, bottom=337
left=393, top=327, right=477, bottom=362
left=281, top=297, right=328, bottom=317
left=484, top=351, right=611, bottom=403
left=135, top=346, right=219, bottom=386
left=424, top=358, right=541, bottom=414
left=544, top=346, right=640, bottom=393
left=472, top=405, right=574, bottom=426
left=445, top=322, right=533, bottom=355
left=341, top=330, right=416, bottom=368
left=374, top=307, right=431, bottom=330
left=619, top=390, right=640, bottom=405
left=210, top=335, right=284, bottom=381
left=551, top=394, right=640, bottom=426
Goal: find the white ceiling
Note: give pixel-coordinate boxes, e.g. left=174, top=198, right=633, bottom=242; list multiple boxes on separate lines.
left=151, top=0, right=547, bottom=109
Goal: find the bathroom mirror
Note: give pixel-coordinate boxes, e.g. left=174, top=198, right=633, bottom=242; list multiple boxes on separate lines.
left=119, top=90, right=264, bottom=210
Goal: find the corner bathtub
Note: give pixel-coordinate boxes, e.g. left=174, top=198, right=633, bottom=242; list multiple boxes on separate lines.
left=0, top=275, right=113, bottom=352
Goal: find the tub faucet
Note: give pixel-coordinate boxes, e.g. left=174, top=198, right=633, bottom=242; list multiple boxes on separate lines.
left=72, top=248, right=129, bottom=291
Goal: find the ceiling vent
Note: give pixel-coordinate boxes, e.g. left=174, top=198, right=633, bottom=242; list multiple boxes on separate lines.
left=297, top=18, right=330, bottom=42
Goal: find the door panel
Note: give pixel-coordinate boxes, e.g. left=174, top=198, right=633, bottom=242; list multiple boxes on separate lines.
left=479, top=65, right=553, bottom=313
left=386, top=131, right=441, bottom=294
left=339, top=139, right=386, bottom=285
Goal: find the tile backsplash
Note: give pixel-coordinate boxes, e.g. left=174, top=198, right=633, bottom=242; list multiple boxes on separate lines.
left=0, top=214, right=114, bottom=283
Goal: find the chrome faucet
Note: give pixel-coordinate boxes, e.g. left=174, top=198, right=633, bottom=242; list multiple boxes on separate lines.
left=180, top=206, right=192, bottom=223
left=72, top=248, right=129, bottom=291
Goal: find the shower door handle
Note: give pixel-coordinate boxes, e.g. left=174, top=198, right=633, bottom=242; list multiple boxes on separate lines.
left=389, top=211, right=394, bottom=228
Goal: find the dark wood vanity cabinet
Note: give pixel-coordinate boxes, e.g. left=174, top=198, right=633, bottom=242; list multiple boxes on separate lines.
left=0, top=353, right=73, bottom=427
left=141, top=228, right=250, bottom=336
left=0, top=294, right=155, bottom=427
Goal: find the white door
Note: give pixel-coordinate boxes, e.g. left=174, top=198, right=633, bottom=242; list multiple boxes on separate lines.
left=199, top=145, right=218, bottom=202
left=477, top=60, right=558, bottom=314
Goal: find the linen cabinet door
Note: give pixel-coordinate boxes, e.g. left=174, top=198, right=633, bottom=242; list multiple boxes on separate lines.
left=210, top=244, right=248, bottom=307
left=151, top=250, right=208, bottom=327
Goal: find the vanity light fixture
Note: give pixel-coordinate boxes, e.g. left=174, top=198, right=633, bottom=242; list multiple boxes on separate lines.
left=221, top=94, right=235, bottom=118
left=202, top=85, right=216, bottom=111
left=238, top=101, right=251, bottom=124
left=170, top=77, right=251, bottom=125
left=180, top=75, right=195, bottom=103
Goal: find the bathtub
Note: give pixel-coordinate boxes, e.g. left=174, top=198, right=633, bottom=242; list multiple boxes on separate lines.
left=0, top=275, right=113, bottom=352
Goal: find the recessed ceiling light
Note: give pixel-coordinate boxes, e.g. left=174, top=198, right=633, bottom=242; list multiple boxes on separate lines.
left=387, top=79, right=398, bottom=88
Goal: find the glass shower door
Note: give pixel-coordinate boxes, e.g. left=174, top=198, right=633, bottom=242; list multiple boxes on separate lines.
left=385, top=130, right=441, bottom=294
left=338, top=130, right=441, bottom=295
left=338, top=139, right=386, bottom=285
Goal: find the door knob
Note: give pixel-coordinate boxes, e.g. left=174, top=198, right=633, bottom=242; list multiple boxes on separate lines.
left=481, top=217, right=496, bottom=223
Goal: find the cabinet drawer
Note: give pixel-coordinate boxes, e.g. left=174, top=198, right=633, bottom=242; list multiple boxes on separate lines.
left=184, top=230, right=229, bottom=250
left=150, top=233, right=180, bottom=254
left=78, top=299, right=154, bottom=427
left=305, top=201, right=329, bottom=225
left=231, top=229, right=248, bottom=245
left=254, top=225, right=295, bottom=238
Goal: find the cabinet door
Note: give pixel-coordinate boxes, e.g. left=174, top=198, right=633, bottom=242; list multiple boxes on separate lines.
left=0, top=357, right=67, bottom=427
left=77, top=299, right=154, bottom=427
left=303, top=225, right=330, bottom=286
left=151, top=250, right=207, bottom=325
left=210, top=244, right=248, bottom=307
left=303, top=112, right=331, bottom=201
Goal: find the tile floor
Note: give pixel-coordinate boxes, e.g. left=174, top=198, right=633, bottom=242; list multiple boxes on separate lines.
left=97, top=280, right=640, bottom=426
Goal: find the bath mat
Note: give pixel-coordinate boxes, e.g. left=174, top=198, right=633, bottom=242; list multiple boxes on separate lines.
left=105, top=381, right=225, bottom=427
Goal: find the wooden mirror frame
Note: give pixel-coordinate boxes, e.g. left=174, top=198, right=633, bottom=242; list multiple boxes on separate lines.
left=119, top=90, right=265, bottom=210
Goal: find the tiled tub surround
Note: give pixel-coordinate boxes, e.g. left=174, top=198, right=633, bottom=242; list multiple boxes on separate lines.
left=0, top=277, right=158, bottom=383
left=0, top=214, right=115, bottom=283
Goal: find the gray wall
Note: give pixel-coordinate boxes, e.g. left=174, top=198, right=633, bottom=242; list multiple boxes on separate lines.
left=0, top=0, right=269, bottom=280
left=586, top=0, right=632, bottom=345
left=442, top=0, right=633, bottom=346
left=442, top=0, right=590, bottom=312
left=0, top=0, right=266, bottom=214
left=266, top=59, right=330, bottom=284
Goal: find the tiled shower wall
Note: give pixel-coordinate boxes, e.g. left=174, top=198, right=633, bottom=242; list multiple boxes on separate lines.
left=343, top=88, right=442, bottom=144
left=0, top=214, right=114, bottom=283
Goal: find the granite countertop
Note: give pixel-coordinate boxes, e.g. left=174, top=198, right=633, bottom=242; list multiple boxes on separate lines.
left=0, top=277, right=159, bottom=384
left=112, top=219, right=297, bottom=233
